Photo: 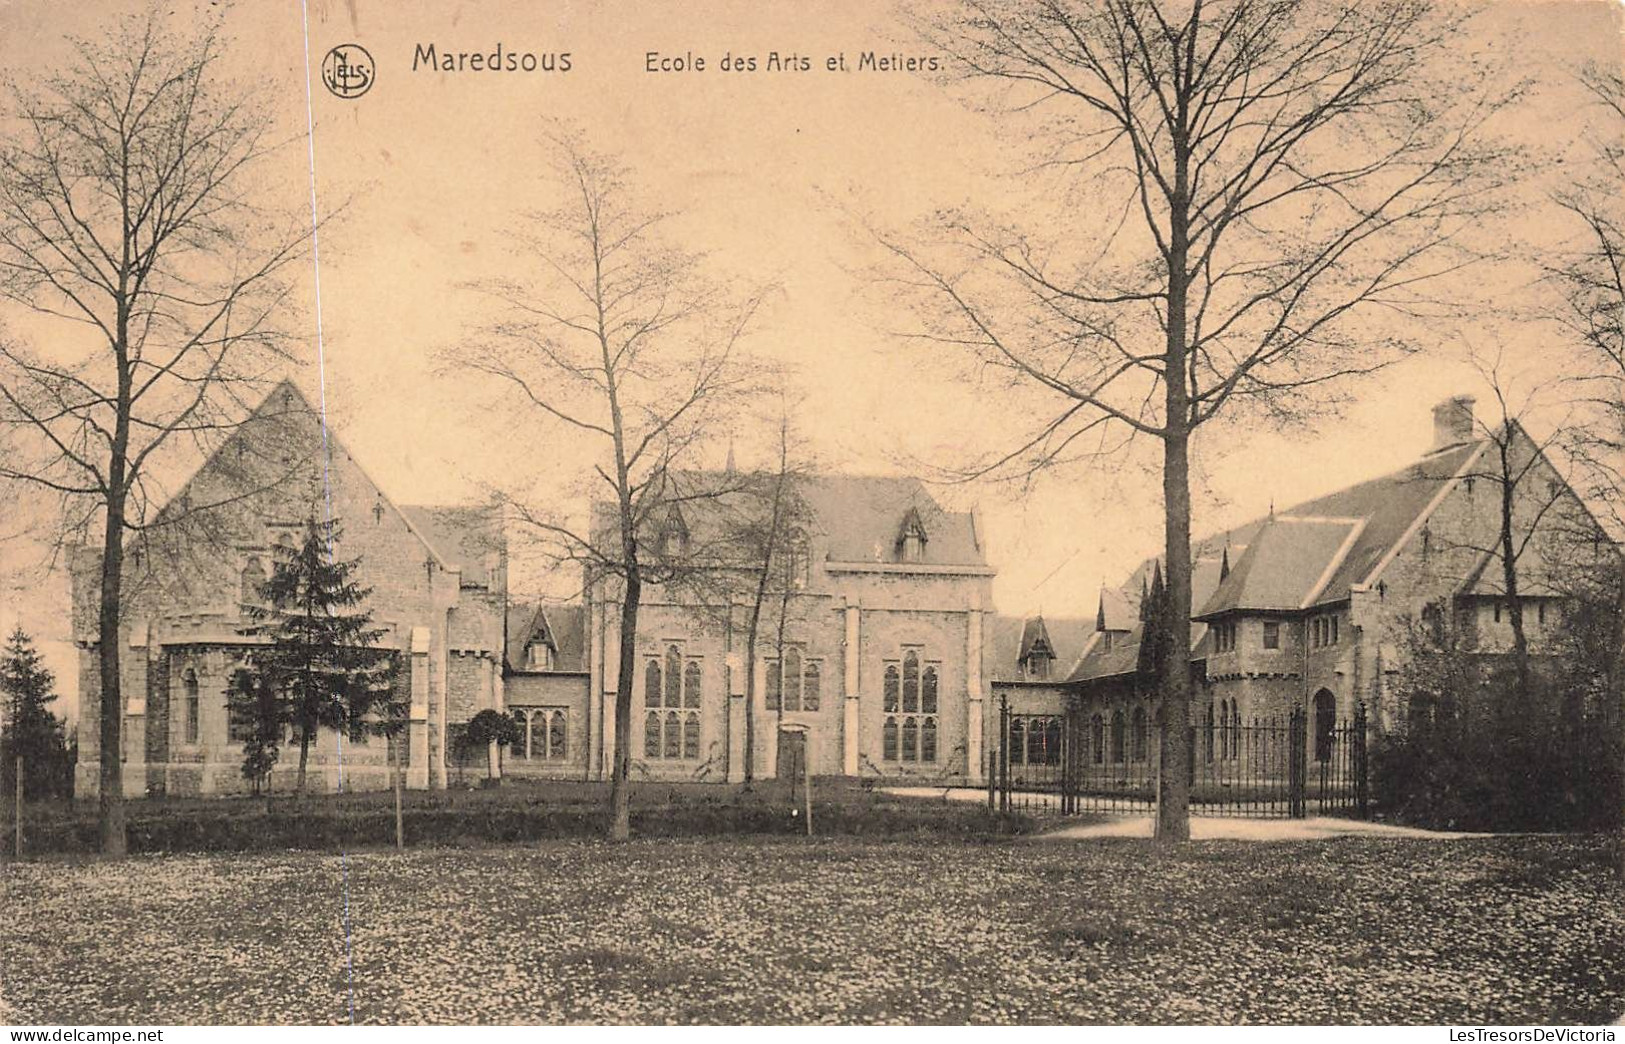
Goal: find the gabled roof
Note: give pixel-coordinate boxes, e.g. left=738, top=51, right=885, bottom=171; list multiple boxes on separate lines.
left=1195, top=516, right=1365, bottom=617
left=398, top=503, right=503, bottom=589
left=986, top=614, right=1094, bottom=683
left=1070, top=437, right=1491, bottom=682
left=142, top=378, right=504, bottom=587
left=591, top=472, right=987, bottom=569
left=800, top=474, right=983, bottom=566
left=507, top=602, right=587, bottom=672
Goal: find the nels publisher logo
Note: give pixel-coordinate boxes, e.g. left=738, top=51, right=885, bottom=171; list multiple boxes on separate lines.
left=322, top=44, right=374, bottom=99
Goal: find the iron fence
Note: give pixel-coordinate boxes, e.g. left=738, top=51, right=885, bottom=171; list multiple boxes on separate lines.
left=990, top=698, right=1369, bottom=820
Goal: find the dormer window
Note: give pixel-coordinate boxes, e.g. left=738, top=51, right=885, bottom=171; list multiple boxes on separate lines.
left=658, top=506, right=689, bottom=556
left=239, top=556, right=266, bottom=613
left=525, top=641, right=553, bottom=671
left=896, top=509, right=928, bottom=563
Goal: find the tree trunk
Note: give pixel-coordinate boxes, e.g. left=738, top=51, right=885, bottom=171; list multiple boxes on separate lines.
left=608, top=574, right=640, bottom=841
left=96, top=479, right=128, bottom=857
left=1157, top=428, right=1194, bottom=843
left=1615, top=559, right=1625, bottom=880
left=742, top=600, right=764, bottom=785
left=297, top=726, right=311, bottom=797
left=1498, top=452, right=1531, bottom=699
left=1156, top=138, right=1195, bottom=845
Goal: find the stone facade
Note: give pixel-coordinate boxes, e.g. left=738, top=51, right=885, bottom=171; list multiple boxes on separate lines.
left=580, top=475, right=997, bottom=784
left=1017, top=395, right=1615, bottom=772
left=70, top=381, right=511, bottom=798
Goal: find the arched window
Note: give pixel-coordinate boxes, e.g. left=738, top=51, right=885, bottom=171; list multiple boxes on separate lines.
left=1314, top=689, right=1336, bottom=762
left=803, top=661, right=820, bottom=711
left=1010, top=717, right=1027, bottom=766
left=644, top=711, right=660, bottom=758
left=1132, top=707, right=1148, bottom=762
left=239, top=558, right=265, bottom=611
left=1044, top=718, right=1063, bottom=766
left=512, top=709, right=531, bottom=759
left=766, top=659, right=782, bottom=711
left=1204, top=702, right=1215, bottom=763
left=1111, top=710, right=1126, bottom=763
left=683, top=661, right=702, bottom=709
left=783, top=648, right=802, bottom=711
left=883, top=650, right=936, bottom=763
left=644, top=659, right=662, bottom=708
left=663, top=710, right=681, bottom=759
left=664, top=646, right=681, bottom=707
left=683, top=711, right=701, bottom=759
left=1090, top=713, right=1104, bottom=765
left=182, top=668, right=200, bottom=745
left=1228, top=699, right=1241, bottom=760
left=883, top=716, right=899, bottom=761
left=548, top=709, right=567, bottom=759
left=921, top=717, right=937, bottom=762
left=228, top=669, right=257, bottom=743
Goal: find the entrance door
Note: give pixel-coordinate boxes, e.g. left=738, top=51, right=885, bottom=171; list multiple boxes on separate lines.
left=777, top=727, right=807, bottom=782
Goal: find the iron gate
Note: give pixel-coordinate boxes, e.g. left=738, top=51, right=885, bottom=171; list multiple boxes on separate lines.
left=990, top=699, right=1369, bottom=819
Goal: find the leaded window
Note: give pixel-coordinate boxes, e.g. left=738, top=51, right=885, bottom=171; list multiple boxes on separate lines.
left=644, top=646, right=705, bottom=759
left=766, top=647, right=823, bottom=712
left=881, top=648, right=940, bottom=762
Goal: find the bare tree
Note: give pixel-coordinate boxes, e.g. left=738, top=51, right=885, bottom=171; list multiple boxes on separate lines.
left=1451, top=353, right=1590, bottom=699
left=1551, top=62, right=1625, bottom=876
left=0, top=14, right=309, bottom=854
left=457, top=131, right=763, bottom=840
left=722, top=385, right=815, bottom=783
left=878, top=0, right=1507, bottom=841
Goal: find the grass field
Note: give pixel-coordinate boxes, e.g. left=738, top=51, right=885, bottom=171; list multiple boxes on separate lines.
left=4, top=778, right=1037, bottom=853
left=3, top=833, right=1621, bottom=1024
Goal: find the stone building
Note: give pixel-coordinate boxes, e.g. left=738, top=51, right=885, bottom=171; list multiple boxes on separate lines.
left=70, top=381, right=511, bottom=797
left=1029, top=394, right=1614, bottom=771
left=573, top=475, right=996, bottom=784
left=73, top=385, right=1605, bottom=796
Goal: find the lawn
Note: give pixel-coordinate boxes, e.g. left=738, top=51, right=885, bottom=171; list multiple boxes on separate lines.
left=3, top=833, right=1621, bottom=1024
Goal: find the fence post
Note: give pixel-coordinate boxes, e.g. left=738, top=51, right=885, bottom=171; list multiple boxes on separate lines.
left=999, top=697, right=1011, bottom=814
left=1353, top=701, right=1369, bottom=819
left=1288, top=705, right=1306, bottom=818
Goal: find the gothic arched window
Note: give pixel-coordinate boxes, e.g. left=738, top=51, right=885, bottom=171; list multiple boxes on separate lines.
left=182, top=668, right=200, bottom=746
left=683, top=661, right=702, bottom=709
left=664, top=646, right=681, bottom=707
left=645, top=659, right=662, bottom=708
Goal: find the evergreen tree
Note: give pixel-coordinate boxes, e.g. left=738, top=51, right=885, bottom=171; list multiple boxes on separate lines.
left=240, top=517, right=397, bottom=795
left=228, top=669, right=283, bottom=796
left=1136, top=561, right=1173, bottom=691
left=0, top=626, right=73, bottom=800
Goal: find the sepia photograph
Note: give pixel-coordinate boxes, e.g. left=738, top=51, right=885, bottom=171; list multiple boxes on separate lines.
left=0, top=0, right=1622, bottom=1030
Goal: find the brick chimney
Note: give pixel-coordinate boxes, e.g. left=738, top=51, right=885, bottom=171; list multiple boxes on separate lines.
left=1431, top=395, right=1476, bottom=452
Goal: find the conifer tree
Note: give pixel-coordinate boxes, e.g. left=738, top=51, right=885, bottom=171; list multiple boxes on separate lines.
left=241, top=518, right=396, bottom=796
left=0, top=626, right=72, bottom=800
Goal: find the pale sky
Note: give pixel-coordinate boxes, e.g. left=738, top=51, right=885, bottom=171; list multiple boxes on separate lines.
left=0, top=0, right=1621, bottom=717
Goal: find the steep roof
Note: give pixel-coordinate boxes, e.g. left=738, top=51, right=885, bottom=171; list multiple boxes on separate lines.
left=507, top=602, right=588, bottom=672
left=398, top=503, right=503, bottom=588
left=799, top=474, right=984, bottom=566
left=591, top=472, right=987, bottom=569
left=1196, top=516, right=1364, bottom=617
left=986, top=614, right=1094, bottom=682
left=1070, top=437, right=1489, bottom=681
